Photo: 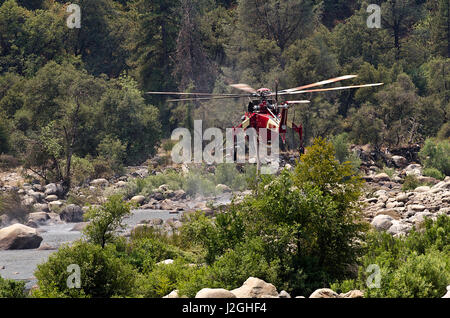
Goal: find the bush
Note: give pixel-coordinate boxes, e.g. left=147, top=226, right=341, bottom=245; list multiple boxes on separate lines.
left=69, top=156, right=94, bottom=186
left=83, top=195, right=133, bottom=248
left=126, top=237, right=191, bottom=273
left=436, top=122, right=450, bottom=141
left=402, top=174, right=421, bottom=191
left=331, top=133, right=361, bottom=170
left=333, top=215, right=450, bottom=298
left=423, top=168, right=445, bottom=180
left=181, top=138, right=367, bottom=296
left=0, top=191, right=31, bottom=223
left=33, top=241, right=137, bottom=298
left=419, top=138, right=450, bottom=176
left=135, top=260, right=200, bottom=298
left=97, top=135, right=126, bottom=174
left=0, top=276, right=26, bottom=298
left=0, top=154, right=19, bottom=170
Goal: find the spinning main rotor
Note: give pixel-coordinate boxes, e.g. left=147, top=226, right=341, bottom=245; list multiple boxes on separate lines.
left=145, top=75, right=383, bottom=104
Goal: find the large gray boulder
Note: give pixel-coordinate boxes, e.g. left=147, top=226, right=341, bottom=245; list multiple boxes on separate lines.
left=0, top=224, right=43, bottom=250
left=195, top=288, right=236, bottom=298
left=59, top=204, right=84, bottom=223
left=371, top=214, right=393, bottom=231
left=44, top=183, right=62, bottom=196
left=442, top=286, right=450, bottom=298
left=27, top=212, right=50, bottom=225
left=231, top=277, right=278, bottom=298
left=309, top=288, right=339, bottom=298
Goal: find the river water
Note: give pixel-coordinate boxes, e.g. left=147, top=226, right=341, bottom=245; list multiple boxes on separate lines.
left=0, top=209, right=180, bottom=287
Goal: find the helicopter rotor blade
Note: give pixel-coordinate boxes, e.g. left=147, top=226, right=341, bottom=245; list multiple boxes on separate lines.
left=280, top=75, right=358, bottom=93
left=285, top=100, right=311, bottom=104
left=167, top=95, right=246, bottom=102
left=145, top=91, right=247, bottom=97
left=230, top=84, right=257, bottom=94
left=276, top=83, right=384, bottom=96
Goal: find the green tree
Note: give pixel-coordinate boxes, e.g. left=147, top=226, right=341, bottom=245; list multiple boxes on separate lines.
left=33, top=241, right=137, bottom=298
left=83, top=195, right=133, bottom=248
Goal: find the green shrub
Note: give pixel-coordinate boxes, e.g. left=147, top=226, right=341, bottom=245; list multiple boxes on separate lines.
left=182, top=208, right=245, bottom=264
left=135, top=260, right=199, bottom=298
left=366, top=250, right=449, bottom=298
left=331, top=133, right=361, bottom=170
left=423, top=168, right=445, bottom=180
left=97, top=135, right=126, bottom=174
left=83, top=195, right=133, bottom=248
left=436, top=122, right=450, bottom=141
left=177, top=237, right=283, bottom=297
left=33, top=242, right=137, bottom=298
left=0, top=276, right=26, bottom=298
left=126, top=237, right=191, bottom=273
left=402, top=174, right=421, bottom=191
left=333, top=215, right=450, bottom=298
left=0, top=117, right=9, bottom=154
left=331, top=133, right=350, bottom=163
left=382, top=166, right=395, bottom=178
left=0, top=154, right=19, bottom=170
left=0, top=191, right=31, bottom=223
left=69, top=156, right=94, bottom=186
left=419, top=138, right=450, bottom=176
left=181, top=138, right=367, bottom=296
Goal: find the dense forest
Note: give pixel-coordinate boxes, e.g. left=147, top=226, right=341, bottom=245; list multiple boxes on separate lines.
left=0, top=0, right=448, bottom=185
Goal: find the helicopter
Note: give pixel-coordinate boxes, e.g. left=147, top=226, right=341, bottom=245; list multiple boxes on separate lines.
left=146, top=75, right=383, bottom=158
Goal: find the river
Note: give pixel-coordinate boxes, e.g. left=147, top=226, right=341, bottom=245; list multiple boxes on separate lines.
left=0, top=209, right=180, bottom=288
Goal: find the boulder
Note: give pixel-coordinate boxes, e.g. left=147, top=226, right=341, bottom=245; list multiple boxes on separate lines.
left=45, top=194, right=58, bottom=202
left=157, top=259, right=174, bottom=265
left=371, top=214, right=393, bottom=231
left=375, top=209, right=401, bottom=220
left=22, top=196, right=37, bottom=206
left=28, top=191, right=45, bottom=202
left=279, top=290, right=291, bottom=298
left=0, top=224, right=43, bottom=250
left=391, top=155, right=408, bottom=168
left=59, top=204, right=84, bottom=223
left=48, top=201, right=64, bottom=211
left=442, top=286, right=450, bottom=298
left=309, top=288, right=339, bottom=298
left=172, top=189, right=187, bottom=200
left=28, top=212, right=49, bottom=225
left=404, top=164, right=422, bottom=176
left=90, top=178, right=109, bottom=186
left=44, top=183, right=59, bottom=195
left=414, top=186, right=431, bottom=193
left=409, top=204, right=426, bottom=212
left=372, top=173, right=390, bottom=182
left=33, top=203, right=49, bottom=212
left=116, top=181, right=128, bottom=188
left=195, top=288, right=236, bottom=298
left=216, top=184, right=232, bottom=193
left=231, top=277, right=278, bottom=298
left=340, top=290, right=364, bottom=298
left=163, top=290, right=180, bottom=298
left=395, top=193, right=410, bottom=202
left=387, top=221, right=411, bottom=236
left=130, top=195, right=146, bottom=205
left=70, top=222, right=89, bottom=232
left=38, top=242, right=57, bottom=250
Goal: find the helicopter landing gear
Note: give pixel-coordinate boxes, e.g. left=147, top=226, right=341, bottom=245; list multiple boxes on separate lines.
left=299, top=146, right=305, bottom=156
